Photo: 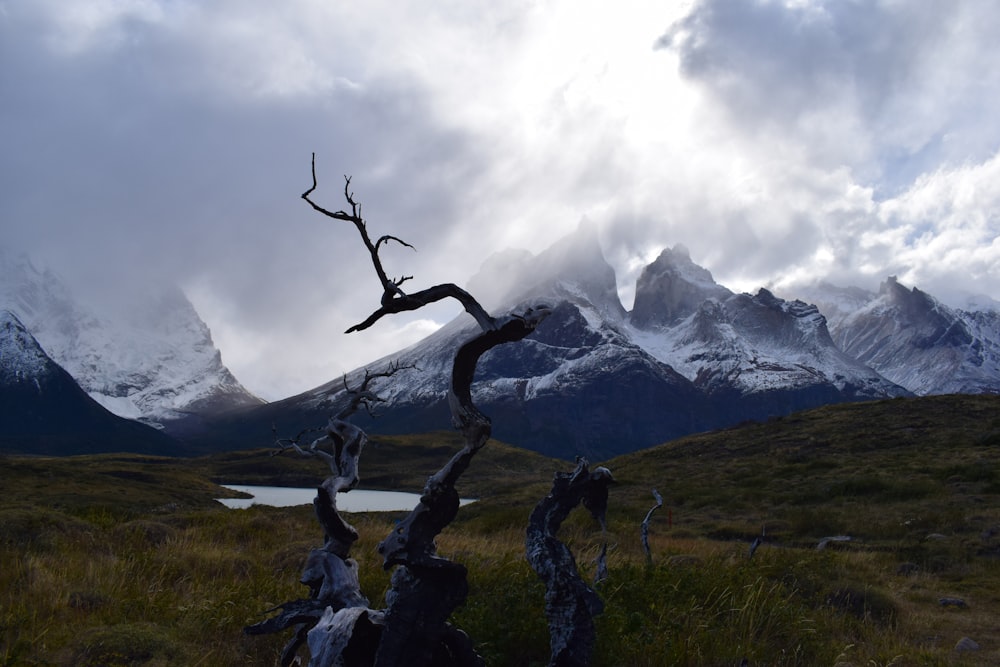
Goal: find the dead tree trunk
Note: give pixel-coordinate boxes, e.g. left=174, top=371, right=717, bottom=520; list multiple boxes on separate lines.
left=245, top=370, right=397, bottom=665
left=641, top=489, right=663, bottom=565
left=249, top=157, right=552, bottom=666
left=373, top=310, right=549, bottom=667
left=526, top=459, right=614, bottom=667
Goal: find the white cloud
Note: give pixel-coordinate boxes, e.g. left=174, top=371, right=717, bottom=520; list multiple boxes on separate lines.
left=3, top=0, right=1000, bottom=399
left=32, top=0, right=168, bottom=54
left=870, top=152, right=1000, bottom=300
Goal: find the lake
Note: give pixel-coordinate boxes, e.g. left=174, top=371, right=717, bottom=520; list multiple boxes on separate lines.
left=216, top=485, right=476, bottom=511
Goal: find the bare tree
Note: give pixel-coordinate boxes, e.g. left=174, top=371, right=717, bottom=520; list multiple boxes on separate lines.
left=249, top=156, right=553, bottom=666
left=245, top=368, right=404, bottom=664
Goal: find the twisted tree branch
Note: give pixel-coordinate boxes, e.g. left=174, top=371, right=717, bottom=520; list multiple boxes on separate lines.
left=247, top=366, right=410, bottom=663
left=267, top=156, right=554, bottom=666
left=302, top=154, right=498, bottom=333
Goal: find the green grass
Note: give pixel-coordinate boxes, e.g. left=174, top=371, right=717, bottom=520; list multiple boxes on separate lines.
left=192, top=431, right=560, bottom=503
left=3, top=394, right=1000, bottom=665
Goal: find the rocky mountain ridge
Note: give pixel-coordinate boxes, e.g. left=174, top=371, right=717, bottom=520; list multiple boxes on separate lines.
left=793, top=277, right=1000, bottom=396
left=6, top=229, right=998, bottom=459
left=196, top=229, right=928, bottom=460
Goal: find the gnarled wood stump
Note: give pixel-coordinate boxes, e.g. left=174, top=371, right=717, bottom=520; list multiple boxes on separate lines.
left=526, top=459, right=614, bottom=667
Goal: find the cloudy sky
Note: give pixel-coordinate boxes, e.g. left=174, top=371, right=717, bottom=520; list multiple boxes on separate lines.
left=3, top=0, right=1000, bottom=400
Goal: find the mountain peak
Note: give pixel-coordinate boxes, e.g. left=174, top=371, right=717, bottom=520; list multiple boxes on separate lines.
left=533, top=223, right=623, bottom=315
left=630, top=245, right=731, bottom=328
left=781, top=280, right=877, bottom=329
left=0, top=309, right=51, bottom=384
left=197, top=237, right=938, bottom=460
left=829, top=276, right=1000, bottom=395
left=668, top=243, right=691, bottom=260
left=878, top=276, right=942, bottom=321
left=467, top=223, right=625, bottom=319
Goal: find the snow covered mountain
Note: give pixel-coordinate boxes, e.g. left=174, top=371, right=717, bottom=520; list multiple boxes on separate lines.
left=797, top=277, right=1000, bottom=395
left=0, top=251, right=262, bottom=434
left=625, top=246, right=905, bottom=403
left=0, top=310, right=176, bottom=455
left=199, top=228, right=910, bottom=460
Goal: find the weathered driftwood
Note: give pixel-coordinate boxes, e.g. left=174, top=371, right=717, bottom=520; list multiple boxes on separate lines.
left=373, top=308, right=550, bottom=667
left=748, top=525, right=766, bottom=560
left=308, top=606, right=386, bottom=666
left=593, top=543, right=608, bottom=586
left=250, top=158, right=552, bottom=666
left=526, top=459, right=614, bottom=667
left=245, top=371, right=390, bottom=664
left=816, top=535, right=851, bottom=550
left=641, top=488, right=663, bottom=564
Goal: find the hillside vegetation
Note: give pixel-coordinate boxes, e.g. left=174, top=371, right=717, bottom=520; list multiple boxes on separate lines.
left=2, top=394, right=999, bottom=665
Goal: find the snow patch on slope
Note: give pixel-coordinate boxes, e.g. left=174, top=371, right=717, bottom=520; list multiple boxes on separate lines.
left=0, top=310, right=50, bottom=386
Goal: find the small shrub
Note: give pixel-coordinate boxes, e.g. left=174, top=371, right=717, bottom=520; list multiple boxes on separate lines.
left=68, top=591, right=108, bottom=612
left=72, top=623, right=178, bottom=666
left=112, top=519, right=176, bottom=547
left=828, top=477, right=888, bottom=498
left=0, top=507, right=92, bottom=551
left=824, top=585, right=898, bottom=627
left=784, top=507, right=846, bottom=538
left=938, top=461, right=996, bottom=484
left=455, top=557, right=549, bottom=665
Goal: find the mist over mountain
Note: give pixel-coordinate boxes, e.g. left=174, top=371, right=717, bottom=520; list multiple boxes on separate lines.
left=194, top=228, right=929, bottom=460
left=0, top=250, right=262, bottom=438
left=6, top=226, right=998, bottom=460
left=0, top=310, right=177, bottom=455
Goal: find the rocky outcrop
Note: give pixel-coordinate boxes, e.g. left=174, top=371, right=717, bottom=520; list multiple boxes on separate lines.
left=630, top=245, right=730, bottom=328
left=821, top=277, right=1000, bottom=395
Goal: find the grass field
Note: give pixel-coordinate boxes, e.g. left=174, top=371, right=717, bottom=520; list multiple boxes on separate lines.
left=2, top=394, right=999, bottom=665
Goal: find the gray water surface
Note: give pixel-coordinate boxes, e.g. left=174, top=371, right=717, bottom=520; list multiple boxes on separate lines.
left=217, top=485, right=476, bottom=511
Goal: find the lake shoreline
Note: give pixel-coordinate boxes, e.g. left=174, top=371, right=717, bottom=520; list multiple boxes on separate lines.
left=216, top=484, right=477, bottom=511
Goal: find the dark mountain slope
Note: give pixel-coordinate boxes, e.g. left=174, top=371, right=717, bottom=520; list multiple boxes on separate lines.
left=0, top=310, right=179, bottom=455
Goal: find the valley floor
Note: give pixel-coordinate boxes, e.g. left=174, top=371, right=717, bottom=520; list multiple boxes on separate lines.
left=3, top=394, right=999, bottom=665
